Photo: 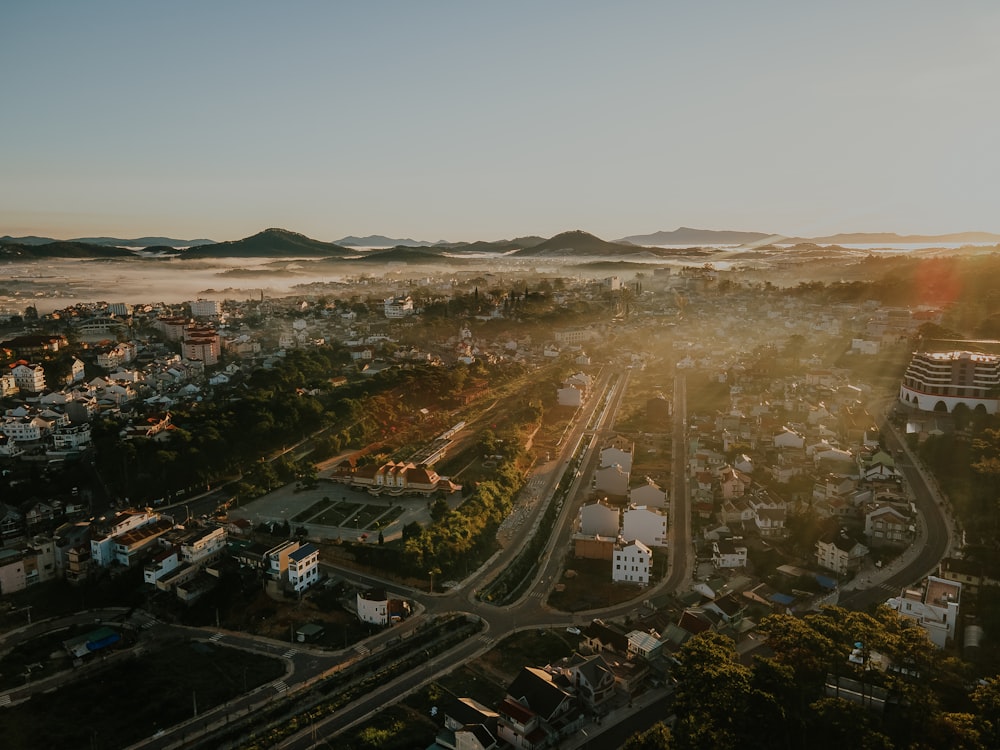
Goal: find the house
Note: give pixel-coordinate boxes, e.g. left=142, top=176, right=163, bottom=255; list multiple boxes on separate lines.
left=864, top=505, right=912, bottom=546
left=552, top=653, right=616, bottom=710
left=287, top=542, right=320, bottom=592
left=497, top=667, right=575, bottom=750
left=887, top=575, right=962, bottom=648
left=773, top=427, right=805, bottom=450
left=712, top=538, right=748, bottom=569
left=0, top=549, right=26, bottom=594
left=621, top=505, right=668, bottom=548
left=626, top=630, right=664, bottom=660
left=90, top=510, right=161, bottom=567
left=578, top=501, right=619, bottom=537
left=593, top=464, right=629, bottom=497
left=718, top=466, right=751, bottom=500
left=384, top=296, right=415, bottom=318
left=264, top=540, right=302, bottom=581
left=580, top=619, right=630, bottom=656
left=356, top=587, right=410, bottom=626
left=600, top=445, right=633, bottom=474
left=629, top=478, right=667, bottom=508
left=748, top=491, right=787, bottom=538
left=10, top=361, right=46, bottom=393
left=429, top=697, right=500, bottom=750
left=816, top=528, right=868, bottom=576
left=612, top=539, right=652, bottom=585
left=556, top=385, right=583, bottom=407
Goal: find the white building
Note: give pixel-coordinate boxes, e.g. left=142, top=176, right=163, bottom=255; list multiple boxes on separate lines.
left=816, top=528, right=868, bottom=575
left=11, top=362, right=46, bottom=393
left=579, top=501, right=620, bottom=538
left=712, top=538, right=748, bottom=569
left=629, top=478, right=667, bottom=508
left=622, top=505, right=668, bottom=548
left=51, top=424, right=92, bottom=451
left=557, top=385, right=583, bottom=407
left=90, top=510, right=160, bottom=568
left=900, top=350, right=1000, bottom=415
left=180, top=526, right=227, bottom=564
left=189, top=299, right=221, bottom=317
left=384, top=296, right=415, bottom=318
left=613, top=539, right=652, bottom=585
left=887, top=576, right=962, bottom=648
left=600, top=445, right=633, bottom=473
left=287, top=543, right=320, bottom=593
left=594, top=464, right=629, bottom=497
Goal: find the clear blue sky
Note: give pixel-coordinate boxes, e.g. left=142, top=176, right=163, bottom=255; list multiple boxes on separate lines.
left=2, top=1, right=998, bottom=242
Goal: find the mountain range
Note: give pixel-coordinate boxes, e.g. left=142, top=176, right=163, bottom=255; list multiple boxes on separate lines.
left=2, top=226, right=998, bottom=261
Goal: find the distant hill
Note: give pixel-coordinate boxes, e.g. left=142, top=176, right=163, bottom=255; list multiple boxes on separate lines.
left=514, top=230, right=643, bottom=257
left=783, top=231, right=1000, bottom=245
left=334, top=234, right=443, bottom=248
left=618, top=227, right=774, bottom=246
left=181, top=228, right=354, bottom=258
left=0, top=240, right=135, bottom=259
left=0, top=235, right=213, bottom=248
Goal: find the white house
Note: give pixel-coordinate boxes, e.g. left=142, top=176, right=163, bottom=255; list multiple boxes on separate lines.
left=816, top=528, right=868, bottom=576
left=579, top=501, right=620, bottom=538
left=773, top=427, right=805, bottom=450
left=384, top=296, right=415, bottom=318
left=613, top=539, right=652, bottom=585
left=712, top=538, right=748, bottom=569
left=629, top=478, right=667, bottom=508
left=286, top=543, right=319, bottom=593
left=622, top=505, right=668, bottom=548
left=356, top=587, right=409, bottom=625
left=557, top=385, right=583, bottom=407
left=887, top=576, right=962, bottom=648
left=11, top=362, right=46, bottom=393
left=594, top=464, right=629, bottom=497
left=600, top=445, right=633, bottom=473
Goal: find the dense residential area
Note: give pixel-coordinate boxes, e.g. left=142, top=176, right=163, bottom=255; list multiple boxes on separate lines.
left=3, top=250, right=1000, bottom=748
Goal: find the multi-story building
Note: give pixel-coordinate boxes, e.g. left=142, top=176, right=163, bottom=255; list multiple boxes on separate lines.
left=712, top=538, right=748, bottom=569
left=182, top=324, right=220, bottom=366
left=383, top=296, right=414, bottom=318
left=612, top=539, right=652, bottom=585
left=622, top=505, right=668, bottom=548
left=156, top=316, right=190, bottom=342
left=189, top=298, right=220, bottom=318
left=816, top=528, right=868, bottom=576
left=899, top=349, right=1000, bottom=415
left=10, top=362, right=46, bottom=393
left=51, top=423, right=92, bottom=451
left=888, top=575, right=962, bottom=648
left=287, top=543, right=320, bottom=592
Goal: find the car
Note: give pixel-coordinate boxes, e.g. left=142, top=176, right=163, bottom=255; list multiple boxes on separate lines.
left=566, top=626, right=581, bottom=635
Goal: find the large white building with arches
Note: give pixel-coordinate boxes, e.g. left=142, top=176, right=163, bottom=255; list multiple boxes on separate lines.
left=899, top=349, right=1000, bottom=415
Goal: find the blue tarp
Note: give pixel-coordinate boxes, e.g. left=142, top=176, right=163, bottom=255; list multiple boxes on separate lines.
left=814, top=574, right=838, bottom=590
left=769, top=592, right=795, bottom=605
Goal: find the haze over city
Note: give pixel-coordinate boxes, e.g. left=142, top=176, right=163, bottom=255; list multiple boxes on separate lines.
left=3, top=1, right=999, bottom=242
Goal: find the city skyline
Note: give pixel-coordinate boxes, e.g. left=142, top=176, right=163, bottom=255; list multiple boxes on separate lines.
left=3, top=1, right=999, bottom=242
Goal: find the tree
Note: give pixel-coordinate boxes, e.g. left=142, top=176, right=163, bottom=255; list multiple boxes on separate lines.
left=623, top=722, right=672, bottom=750
left=672, top=632, right=751, bottom=749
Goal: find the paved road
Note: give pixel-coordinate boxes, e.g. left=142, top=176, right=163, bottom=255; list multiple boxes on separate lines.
left=838, top=409, right=954, bottom=611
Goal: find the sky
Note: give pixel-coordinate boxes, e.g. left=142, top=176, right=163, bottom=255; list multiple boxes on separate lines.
left=2, top=1, right=999, bottom=243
